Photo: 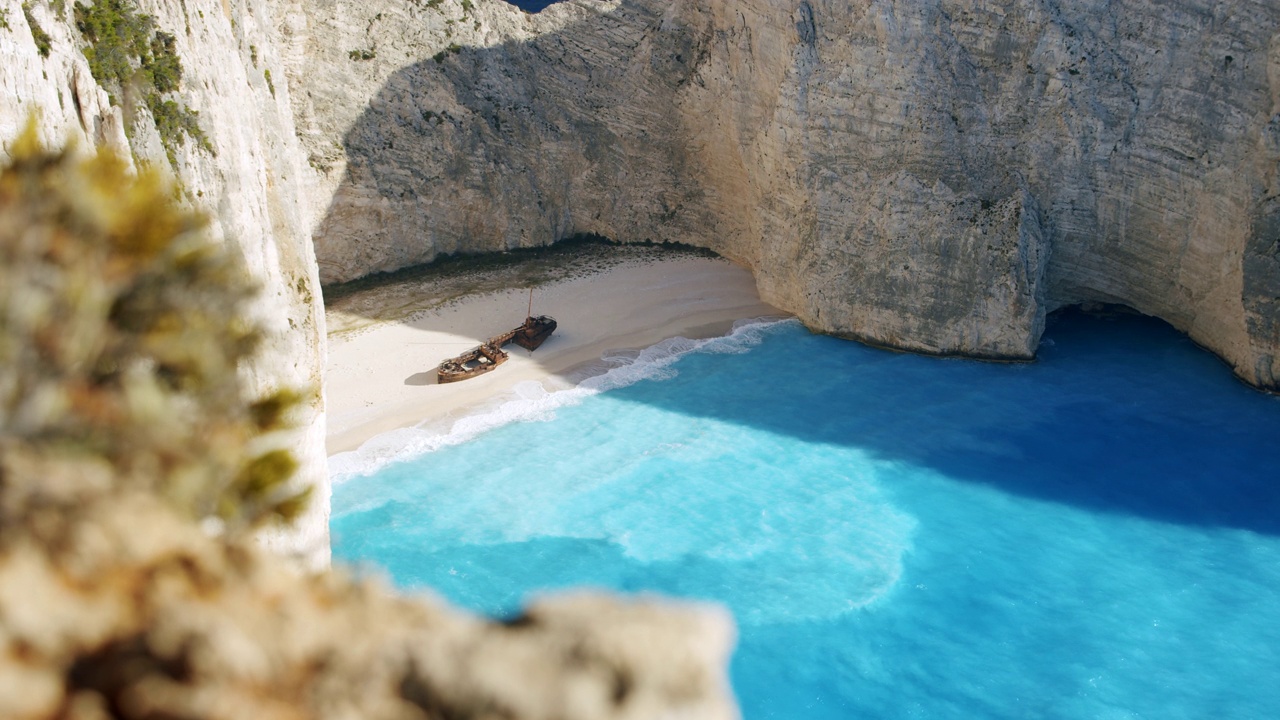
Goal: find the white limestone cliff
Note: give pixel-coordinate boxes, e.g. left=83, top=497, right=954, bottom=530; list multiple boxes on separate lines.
left=1, top=8, right=746, bottom=714
left=291, top=0, right=1280, bottom=389
left=6, top=0, right=1278, bottom=561
left=5, top=0, right=1275, bottom=712
left=1, top=0, right=329, bottom=566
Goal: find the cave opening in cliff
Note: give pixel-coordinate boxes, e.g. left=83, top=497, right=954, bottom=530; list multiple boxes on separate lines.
left=1048, top=301, right=1148, bottom=324
left=501, top=0, right=565, bottom=12
left=1045, top=302, right=1166, bottom=350
left=1044, top=302, right=1252, bottom=386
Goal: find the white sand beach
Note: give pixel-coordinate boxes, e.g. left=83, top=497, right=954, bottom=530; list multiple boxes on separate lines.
left=324, top=253, right=784, bottom=455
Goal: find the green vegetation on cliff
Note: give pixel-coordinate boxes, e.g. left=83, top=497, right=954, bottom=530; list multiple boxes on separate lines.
left=0, top=122, right=308, bottom=531
left=74, top=0, right=213, bottom=167
left=22, top=3, right=52, bottom=56
left=433, top=43, right=461, bottom=63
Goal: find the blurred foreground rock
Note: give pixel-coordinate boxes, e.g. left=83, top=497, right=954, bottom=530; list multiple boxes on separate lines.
left=0, top=134, right=737, bottom=720
left=2, top=0, right=330, bottom=565
left=0, top=492, right=736, bottom=720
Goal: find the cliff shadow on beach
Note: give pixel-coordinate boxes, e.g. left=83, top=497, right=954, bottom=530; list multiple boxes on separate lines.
left=315, top=0, right=1280, bottom=536
left=312, top=0, right=725, bottom=287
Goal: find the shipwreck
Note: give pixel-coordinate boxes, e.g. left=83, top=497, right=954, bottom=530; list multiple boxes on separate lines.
left=437, top=312, right=558, bottom=384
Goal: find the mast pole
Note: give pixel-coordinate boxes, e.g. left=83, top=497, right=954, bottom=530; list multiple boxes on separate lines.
left=527, top=287, right=534, bottom=319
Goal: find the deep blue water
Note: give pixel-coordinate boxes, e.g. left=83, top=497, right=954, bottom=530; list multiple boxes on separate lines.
left=501, top=0, right=562, bottom=12
left=331, top=311, right=1280, bottom=718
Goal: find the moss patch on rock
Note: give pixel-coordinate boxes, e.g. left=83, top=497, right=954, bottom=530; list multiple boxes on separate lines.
left=74, top=0, right=213, bottom=168
left=22, top=3, right=52, bottom=56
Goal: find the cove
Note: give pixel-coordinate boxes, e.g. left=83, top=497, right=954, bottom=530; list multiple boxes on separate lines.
left=331, top=310, right=1280, bottom=718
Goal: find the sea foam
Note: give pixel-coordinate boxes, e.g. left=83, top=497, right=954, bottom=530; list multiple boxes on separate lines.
left=328, top=317, right=797, bottom=483
left=330, top=317, right=917, bottom=625
left=332, top=311, right=1280, bottom=719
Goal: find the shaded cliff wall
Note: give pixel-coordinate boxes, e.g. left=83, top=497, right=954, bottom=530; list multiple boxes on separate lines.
left=0, top=78, right=741, bottom=720
left=301, top=0, right=1280, bottom=387
left=1, top=0, right=330, bottom=564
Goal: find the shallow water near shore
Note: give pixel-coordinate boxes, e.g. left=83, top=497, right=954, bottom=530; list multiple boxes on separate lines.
left=331, top=310, right=1280, bottom=718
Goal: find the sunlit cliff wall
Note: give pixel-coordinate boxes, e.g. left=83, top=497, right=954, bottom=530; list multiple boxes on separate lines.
left=297, top=0, right=1280, bottom=388
left=1, top=0, right=329, bottom=563
left=6, top=0, right=1278, bottom=552
left=0, top=41, right=738, bottom=718
left=4, top=1, right=1271, bottom=711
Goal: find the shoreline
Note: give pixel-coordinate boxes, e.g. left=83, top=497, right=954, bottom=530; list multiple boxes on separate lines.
left=324, top=252, right=785, bottom=455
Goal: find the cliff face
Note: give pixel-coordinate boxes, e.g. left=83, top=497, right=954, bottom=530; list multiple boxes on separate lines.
left=1, top=0, right=330, bottom=564
left=0, top=83, right=739, bottom=720
left=298, top=0, right=1280, bottom=387
left=8, top=0, right=1275, bottom=566
left=3, top=0, right=1274, bottom=559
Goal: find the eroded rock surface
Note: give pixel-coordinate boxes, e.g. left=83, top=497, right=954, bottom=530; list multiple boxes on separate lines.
left=296, top=0, right=1280, bottom=386
left=0, top=492, right=736, bottom=720
left=0, top=129, right=738, bottom=720
left=2, top=0, right=330, bottom=562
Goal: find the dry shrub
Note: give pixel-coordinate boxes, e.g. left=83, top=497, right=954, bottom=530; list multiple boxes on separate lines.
left=0, top=121, right=308, bottom=535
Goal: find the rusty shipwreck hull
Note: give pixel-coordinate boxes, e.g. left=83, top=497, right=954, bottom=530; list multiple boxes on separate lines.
left=513, top=315, right=557, bottom=350
left=435, top=315, right=557, bottom=383
left=436, top=343, right=509, bottom=384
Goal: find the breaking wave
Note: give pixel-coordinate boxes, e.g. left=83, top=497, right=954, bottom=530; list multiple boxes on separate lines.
left=328, top=317, right=798, bottom=483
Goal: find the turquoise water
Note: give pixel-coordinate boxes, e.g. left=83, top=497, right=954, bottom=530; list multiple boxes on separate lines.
left=331, top=311, right=1280, bottom=719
